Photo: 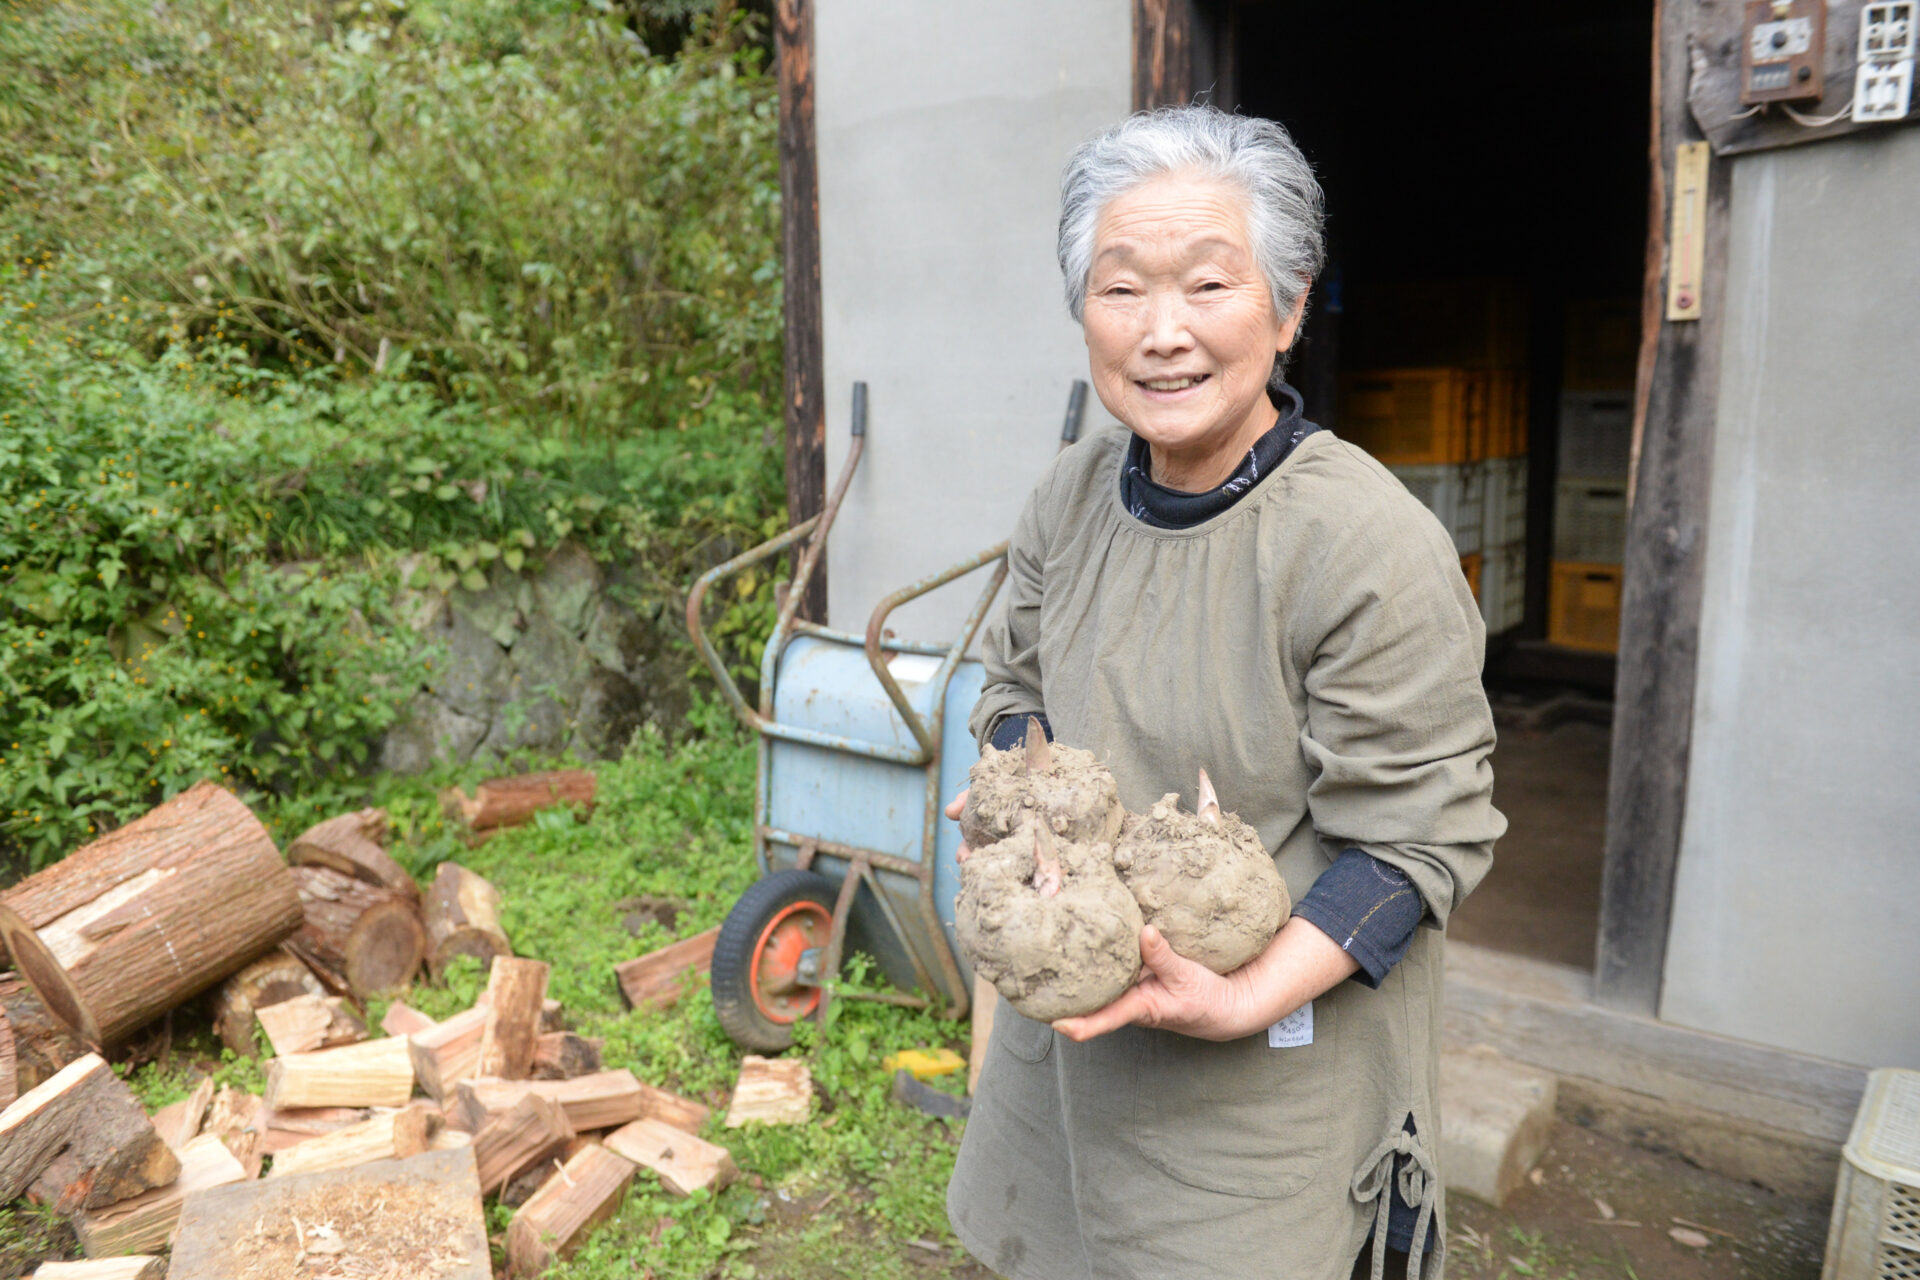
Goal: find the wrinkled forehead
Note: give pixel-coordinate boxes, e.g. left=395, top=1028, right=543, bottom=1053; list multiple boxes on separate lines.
left=1091, top=172, right=1258, bottom=272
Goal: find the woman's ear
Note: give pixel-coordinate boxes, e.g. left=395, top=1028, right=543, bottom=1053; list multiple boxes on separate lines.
left=1276, top=286, right=1311, bottom=353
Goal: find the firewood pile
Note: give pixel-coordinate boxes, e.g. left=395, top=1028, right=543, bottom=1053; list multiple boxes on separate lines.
left=0, top=770, right=806, bottom=1279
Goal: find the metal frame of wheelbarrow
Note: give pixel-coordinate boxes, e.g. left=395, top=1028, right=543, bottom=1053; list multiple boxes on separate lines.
left=686, top=382, right=1045, bottom=1024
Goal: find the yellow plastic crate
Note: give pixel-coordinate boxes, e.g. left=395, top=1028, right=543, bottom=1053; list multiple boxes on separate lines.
left=1548, top=561, right=1623, bottom=653
left=1340, top=368, right=1482, bottom=466
left=1460, top=552, right=1483, bottom=601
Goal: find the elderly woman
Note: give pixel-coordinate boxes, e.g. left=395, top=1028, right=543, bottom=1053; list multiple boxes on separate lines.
left=943, top=106, right=1504, bottom=1280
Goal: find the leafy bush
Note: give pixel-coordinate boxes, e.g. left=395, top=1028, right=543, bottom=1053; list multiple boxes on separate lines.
left=0, top=272, right=783, bottom=875
left=1, top=0, right=781, bottom=436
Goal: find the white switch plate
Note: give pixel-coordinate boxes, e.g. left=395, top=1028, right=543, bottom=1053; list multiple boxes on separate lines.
left=1855, top=1, right=1917, bottom=123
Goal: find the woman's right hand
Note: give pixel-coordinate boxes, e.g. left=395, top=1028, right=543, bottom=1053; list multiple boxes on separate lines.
left=946, top=788, right=971, bottom=862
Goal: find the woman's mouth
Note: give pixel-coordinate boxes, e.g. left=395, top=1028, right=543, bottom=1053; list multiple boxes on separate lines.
left=1138, top=374, right=1210, bottom=392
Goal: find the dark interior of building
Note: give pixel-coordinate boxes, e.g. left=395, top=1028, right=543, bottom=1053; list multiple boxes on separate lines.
left=1227, top=0, right=1653, bottom=969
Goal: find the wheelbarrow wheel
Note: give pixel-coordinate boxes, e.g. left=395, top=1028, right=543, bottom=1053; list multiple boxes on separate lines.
left=712, top=869, right=838, bottom=1052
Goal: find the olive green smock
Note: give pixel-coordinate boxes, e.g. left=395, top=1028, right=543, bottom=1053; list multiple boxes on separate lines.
left=946, top=426, right=1505, bottom=1280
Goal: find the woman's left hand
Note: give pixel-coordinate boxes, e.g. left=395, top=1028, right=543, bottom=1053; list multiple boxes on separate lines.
left=1051, top=925, right=1253, bottom=1042
left=1051, top=916, right=1362, bottom=1043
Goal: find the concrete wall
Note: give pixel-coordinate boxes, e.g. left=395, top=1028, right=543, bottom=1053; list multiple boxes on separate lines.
left=813, top=3, right=1130, bottom=642
left=1660, top=127, right=1920, bottom=1069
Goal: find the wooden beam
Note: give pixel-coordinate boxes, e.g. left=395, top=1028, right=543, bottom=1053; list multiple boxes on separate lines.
left=1134, top=0, right=1194, bottom=109
left=1596, top=0, right=1731, bottom=1014
left=775, top=0, right=828, bottom=623
left=614, top=927, right=718, bottom=1012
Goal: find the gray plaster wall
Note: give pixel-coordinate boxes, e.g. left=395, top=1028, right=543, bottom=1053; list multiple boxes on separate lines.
left=813, top=3, right=1130, bottom=642
left=1660, top=127, right=1920, bottom=1069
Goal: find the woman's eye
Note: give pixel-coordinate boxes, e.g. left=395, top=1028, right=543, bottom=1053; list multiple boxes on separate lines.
left=1196, top=281, right=1225, bottom=292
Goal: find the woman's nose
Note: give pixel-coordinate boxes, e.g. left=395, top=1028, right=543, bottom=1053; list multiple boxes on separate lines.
left=1138, top=293, right=1194, bottom=356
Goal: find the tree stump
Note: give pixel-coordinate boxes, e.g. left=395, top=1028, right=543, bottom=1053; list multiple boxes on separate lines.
left=210, top=950, right=329, bottom=1056
left=285, top=809, right=420, bottom=908
left=284, top=865, right=426, bottom=1000
left=424, top=863, right=510, bottom=977
left=0, top=782, right=303, bottom=1047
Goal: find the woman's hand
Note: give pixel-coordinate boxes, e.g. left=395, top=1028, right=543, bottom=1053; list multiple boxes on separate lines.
left=1052, top=915, right=1362, bottom=1043
left=945, top=789, right=971, bottom=862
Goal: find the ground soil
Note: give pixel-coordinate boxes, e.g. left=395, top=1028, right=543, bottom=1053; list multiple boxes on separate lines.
left=1449, top=1118, right=1829, bottom=1280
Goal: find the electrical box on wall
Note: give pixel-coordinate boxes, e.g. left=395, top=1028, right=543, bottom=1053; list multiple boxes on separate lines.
left=1740, top=0, right=1828, bottom=104
left=1854, top=1, right=1916, bottom=121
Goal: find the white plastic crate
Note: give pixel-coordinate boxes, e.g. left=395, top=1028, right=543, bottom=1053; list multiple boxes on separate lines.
left=1393, top=462, right=1486, bottom=556
left=1479, top=540, right=1526, bottom=635
left=1558, top=390, right=1634, bottom=478
left=1822, top=1068, right=1920, bottom=1280
left=1554, top=476, right=1628, bottom=564
left=1481, top=456, right=1529, bottom=549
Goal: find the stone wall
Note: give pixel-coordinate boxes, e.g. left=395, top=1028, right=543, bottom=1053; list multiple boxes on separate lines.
left=378, top=543, right=691, bottom=773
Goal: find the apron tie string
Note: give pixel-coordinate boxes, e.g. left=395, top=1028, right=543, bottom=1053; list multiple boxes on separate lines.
left=1351, top=1128, right=1439, bottom=1280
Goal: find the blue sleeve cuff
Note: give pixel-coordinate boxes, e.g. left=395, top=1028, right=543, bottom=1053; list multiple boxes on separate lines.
left=1292, top=849, right=1426, bottom=989
left=988, top=713, right=1052, bottom=752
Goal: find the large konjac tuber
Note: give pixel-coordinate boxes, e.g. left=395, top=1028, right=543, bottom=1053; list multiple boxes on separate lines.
left=1112, top=769, right=1291, bottom=974
left=955, top=825, right=1143, bottom=1022
left=959, top=718, right=1124, bottom=852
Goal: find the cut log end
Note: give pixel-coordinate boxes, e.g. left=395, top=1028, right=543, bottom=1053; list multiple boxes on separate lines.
left=0, top=905, right=99, bottom=1047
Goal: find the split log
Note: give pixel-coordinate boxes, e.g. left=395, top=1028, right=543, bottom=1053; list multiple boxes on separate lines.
left=285, top=808, right=419, bottom=907
left=0, top=1007, right=14, bottom=1110
left=637, top=1081, right=711, bottom=1135
left=265, top=1101, right=436, bottom=1179
left=504, top=1143, right=635, bottom=1278
left=0, top=972, right=84, bottom=1093
left=532, top=1032, right=603, bottom=1081
left=168, top=1146, right=489, bottom=1280
left=260, top=1105, right=373, bottom=1155
left=615, top=927, right=719, bottom=1011
left=409, top=1003, right=490, bottom=1102
left=285, top=864, right=425, bottom=999
left=424, top=863, right=510, bottom=977
left=604, top=1118, right=736, bottom=1196
left=204, top=1086, right=266, bottom=1177
left=0, top=1053, right=180, bottom=1212
left=34, top=1258, right=166, bottom=1279
left=441, top=770, right=596, bottom=835
left=477, top=958, right=549, bottom=1080
left=449, top=1070, right=644, bottom=1135
left=264, top=1035, right=414, bottom=1110
left=725, top=1056, right=812, bottom=1128
left=472, top=1092, right=575, bottom=1195
left=0, top=782, right=303, bottom=1046
left=209, top=948, right=328, bottom=1056
left=430, top=1127, right=473, bottom=1151
left=253, top=993, right=365, bottom=1057
left=380, top=1001, right=437, bottom=1037
left=149, top=1077, right=215, bottom=1151
left=74, top=1133, right=246, bottom=1257
left=541, top=997, right=564, bottom=1032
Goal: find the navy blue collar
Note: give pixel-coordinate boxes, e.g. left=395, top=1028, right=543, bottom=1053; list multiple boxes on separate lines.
left=1120, top=383, right=1319, bottom=529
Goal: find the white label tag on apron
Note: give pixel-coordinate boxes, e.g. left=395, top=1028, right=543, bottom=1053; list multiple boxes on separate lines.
left=1267, top=1001, right=1313, bottom=1048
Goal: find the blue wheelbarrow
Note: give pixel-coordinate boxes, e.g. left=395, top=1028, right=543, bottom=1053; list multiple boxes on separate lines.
left=686, top=381, right=1086, bottom=1050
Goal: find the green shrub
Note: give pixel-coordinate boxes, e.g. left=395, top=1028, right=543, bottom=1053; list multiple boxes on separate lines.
left=0, top=272, right=782, bottom=875
left=0, top=0, right=781, bottom=436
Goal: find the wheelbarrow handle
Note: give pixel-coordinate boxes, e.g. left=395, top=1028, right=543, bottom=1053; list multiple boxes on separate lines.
left=686, top=382, right=869, bottom=736
left=863, top=540, right=1010, bottom=760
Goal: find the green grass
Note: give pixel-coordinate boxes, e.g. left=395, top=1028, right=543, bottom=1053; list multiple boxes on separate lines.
left=108, top=705, right=980, bottom=1280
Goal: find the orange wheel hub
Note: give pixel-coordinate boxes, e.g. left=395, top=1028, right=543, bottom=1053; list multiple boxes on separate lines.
left=750, top=900, right=832, bottom=1023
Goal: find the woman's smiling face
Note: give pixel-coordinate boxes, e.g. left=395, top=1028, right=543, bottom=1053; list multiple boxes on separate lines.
left=1081, top=173, right=1305, bottom=489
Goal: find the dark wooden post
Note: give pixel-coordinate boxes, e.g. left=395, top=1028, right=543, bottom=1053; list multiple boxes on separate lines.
left=1594, top=0, right=1729, bottom=1013
left=1134, top=0, right=1195, bottom=109
left=775, top=0, right=827, bottom=623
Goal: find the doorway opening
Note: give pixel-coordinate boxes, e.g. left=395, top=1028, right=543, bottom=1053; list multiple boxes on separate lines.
left=1229, top=0, right=1652, bottom=970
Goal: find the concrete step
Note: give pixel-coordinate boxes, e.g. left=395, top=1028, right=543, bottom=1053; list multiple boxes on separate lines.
left=1441, top=1044, right=1557, bottom=1207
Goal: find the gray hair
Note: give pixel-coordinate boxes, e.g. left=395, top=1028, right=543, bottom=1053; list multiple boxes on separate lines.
left=1057, top=105, right=1326, bottom=325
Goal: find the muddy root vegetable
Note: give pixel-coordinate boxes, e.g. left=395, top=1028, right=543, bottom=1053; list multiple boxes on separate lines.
left=959, top=717, right=1124, bottom=852
left=1112, top=769, right=1290, bottom=974
left=954, top=824, right=1143, bottom=1022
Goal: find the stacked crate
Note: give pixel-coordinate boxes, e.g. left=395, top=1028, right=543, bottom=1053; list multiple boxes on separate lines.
left=1337, top=280, right=1529, bottom=636
left=1549, top=300, right=1639, bottom=653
